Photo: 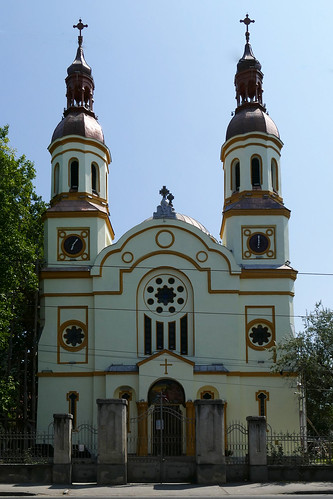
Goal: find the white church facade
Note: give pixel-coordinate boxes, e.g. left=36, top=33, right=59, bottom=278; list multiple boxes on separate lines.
left=37, top=18, right=300, bottom=440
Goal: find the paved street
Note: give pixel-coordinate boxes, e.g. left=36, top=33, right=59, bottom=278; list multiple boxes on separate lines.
left=0, top=481, right=333, bottom=497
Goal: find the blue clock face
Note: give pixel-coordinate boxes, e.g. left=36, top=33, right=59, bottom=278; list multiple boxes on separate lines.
left=63, top=235, right=84, bottom=256
left=249, top=233, right=269, bottom=254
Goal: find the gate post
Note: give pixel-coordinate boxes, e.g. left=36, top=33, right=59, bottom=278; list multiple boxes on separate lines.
left=194, top=399, right=226, bottom=484
left=246, top=416, right=268, bottom=482
left=96, top=399, right=128, bottom=485
left=52, top=413, right=73, bottom=484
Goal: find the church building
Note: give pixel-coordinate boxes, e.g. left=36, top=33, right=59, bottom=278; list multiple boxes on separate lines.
left=37, top=17, right=300, bottom=439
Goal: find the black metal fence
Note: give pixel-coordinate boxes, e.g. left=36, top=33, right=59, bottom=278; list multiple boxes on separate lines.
left=0, top=427, right=54, bottom=464
left=267, top=431, right=333, bottom=465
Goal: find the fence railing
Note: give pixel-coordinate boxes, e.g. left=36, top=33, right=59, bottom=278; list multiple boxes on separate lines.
left=267, top=432, right=333, bottom=465
left=72, top=423, right=98, bottom=462
left=0, top=428, right=54, bottom=464
left=225, top=422, right=248, bottom=464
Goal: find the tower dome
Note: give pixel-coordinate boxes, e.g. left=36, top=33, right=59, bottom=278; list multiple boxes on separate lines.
left=51, top=19, right=104, bottom=144
left=225, top=14, right=279, bottom=141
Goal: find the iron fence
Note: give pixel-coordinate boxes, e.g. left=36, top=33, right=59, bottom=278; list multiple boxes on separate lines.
left=0, top=427, right=54, bottom=464
left=267, top=432, right=333, bottom=465
left=72, top=423, right=98, bottom=462
left=225, top=422, right=248, bottom=464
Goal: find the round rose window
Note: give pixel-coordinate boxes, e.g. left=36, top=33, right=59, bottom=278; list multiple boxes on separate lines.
left=144, top=274, right=187, bottom=316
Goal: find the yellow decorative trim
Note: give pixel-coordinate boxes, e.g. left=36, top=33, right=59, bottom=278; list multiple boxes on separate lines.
left=245, top=306, right=275, bottom=363
left=196, top=251, right=208, bottom=262
left=155, top=230, right=175, bottom=248
left=57, top=306, right=88, bottom=364
left=242, top=225, right=276, bottom=260
left=137, top=348, right=195, bottom=367
left=122, top=252, right=134, bottom=263
left=221, top=133, right=283, bottom=162
left=40, top=289, right=294, bottom=298
left=97, top=225, right=236, bottom=277
left=44, top=210, right=115, bottom=240
left=58, top=228, right=90, bottom=261
left=241, top=268, right=297, bottom=280
left=48, top=136, right=111, bottom=165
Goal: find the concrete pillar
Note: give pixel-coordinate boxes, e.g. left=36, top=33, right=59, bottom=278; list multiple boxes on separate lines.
left=247, top=416, right=268, bottom=482
left=96, top=399, right=127, bottom=485
left=52, top=413, right=73, bottom=484
left=194, top=399, right=226, bottom=484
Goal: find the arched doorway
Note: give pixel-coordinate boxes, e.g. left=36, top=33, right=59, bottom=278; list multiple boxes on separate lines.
left=148, top=379, right=185, bottom=456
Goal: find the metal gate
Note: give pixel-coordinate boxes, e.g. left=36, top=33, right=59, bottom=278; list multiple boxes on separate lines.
left=127, top=401, right=195, bottom=482
left=225, top=422, right=248, bottom=464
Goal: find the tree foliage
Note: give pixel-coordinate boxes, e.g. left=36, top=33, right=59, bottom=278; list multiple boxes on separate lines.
left=0, top=126, right=46, bottom=428
left=275, top=303, right=333, bottom=434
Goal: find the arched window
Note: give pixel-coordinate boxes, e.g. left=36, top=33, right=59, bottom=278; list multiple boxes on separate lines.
left=231, top=160, right=240, bottom=192
left=54, top=163, right=59, bottom=195
left=251, top=156, right=261, bottom=188
left=70, top=160, right=79, bottom=191
left=91, top=163, right=99, bottom=195
left=256, top=390, right=269, bottom=417
left=271, top=159, right=278, bottom=192
left=139, top=270, right=193, bottom=356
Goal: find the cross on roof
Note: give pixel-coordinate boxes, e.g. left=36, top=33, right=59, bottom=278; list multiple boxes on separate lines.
left=159, top=186, right=169, bottom=199
left=240, top=14, right=255, bottom=43
left=73, top=19, right=88, bottom=46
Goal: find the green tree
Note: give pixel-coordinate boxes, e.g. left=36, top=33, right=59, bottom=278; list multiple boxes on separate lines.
left=0, top=125, right=46, bottom=429
left=275, top=303, right=333, bottom=434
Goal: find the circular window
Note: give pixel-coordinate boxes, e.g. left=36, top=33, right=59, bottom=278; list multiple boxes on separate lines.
left=144, top=274, right=187, bottom=316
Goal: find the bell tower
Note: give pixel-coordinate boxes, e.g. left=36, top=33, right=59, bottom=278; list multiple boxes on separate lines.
left=220, top=15, right=290, bottom=267
left=44, top=20, right=113, bottom=267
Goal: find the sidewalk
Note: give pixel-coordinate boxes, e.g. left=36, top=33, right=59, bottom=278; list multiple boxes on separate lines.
left=0, top=481, right=333, bottom=497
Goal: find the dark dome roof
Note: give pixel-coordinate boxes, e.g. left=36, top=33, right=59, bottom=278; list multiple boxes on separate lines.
left=226, top=107, right=279, bottom=141
left=52, top=112, right=104, bottom=143
left=237, top=43, right=261, bottom=73
left=67, top=46, right=92, bottom=76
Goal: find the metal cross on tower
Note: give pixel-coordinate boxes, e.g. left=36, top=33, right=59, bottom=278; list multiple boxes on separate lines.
left=73, top=18, right=88, bottom=46
left=240, top=14, right=255, bottom=43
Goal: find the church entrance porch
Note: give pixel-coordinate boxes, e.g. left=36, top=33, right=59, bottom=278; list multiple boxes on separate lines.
left=127, top=379, right=195, bottom=482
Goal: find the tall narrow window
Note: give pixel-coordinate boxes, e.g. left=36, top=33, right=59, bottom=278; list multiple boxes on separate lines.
left=231, top=160, right=240, bottom=192
left=156, top=322, right=164, bottom=350
left=91, top=163, right=99, bottom=195
left=251, top=156, right=261, bottom=187
left=54, top=163, right=60, bottom=195
left=256, top=390, right=269, bottom=417
left=271, top=159, right=278, bottom=192
left=144, top=315, right=152, bottom=355
left=66, top=391, right=79, bottom=429
left=70, top=160, right=79, bottom=191
left=180, top=314, right=188, bottom=355
left=168, top=322, right=176, bottom=350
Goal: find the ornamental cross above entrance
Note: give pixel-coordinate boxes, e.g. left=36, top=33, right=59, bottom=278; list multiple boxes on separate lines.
left=160, top=358, right=173, bottom=375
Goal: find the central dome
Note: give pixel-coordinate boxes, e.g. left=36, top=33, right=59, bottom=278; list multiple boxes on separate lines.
left=226, top=106, right=280, bottom=141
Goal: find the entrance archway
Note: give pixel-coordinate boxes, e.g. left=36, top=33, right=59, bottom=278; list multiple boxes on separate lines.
left=148, top=379, right=185, bottom=456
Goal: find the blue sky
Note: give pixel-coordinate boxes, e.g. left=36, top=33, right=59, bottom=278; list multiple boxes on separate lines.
left=1, top=0, right=332, bottom=332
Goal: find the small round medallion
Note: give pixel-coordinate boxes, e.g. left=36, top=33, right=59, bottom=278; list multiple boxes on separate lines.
left=155, top=230, right=175, bottom=248
left=122, top=252, right=134, bottom=263
left=196, top=251, right=208, bottom=263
